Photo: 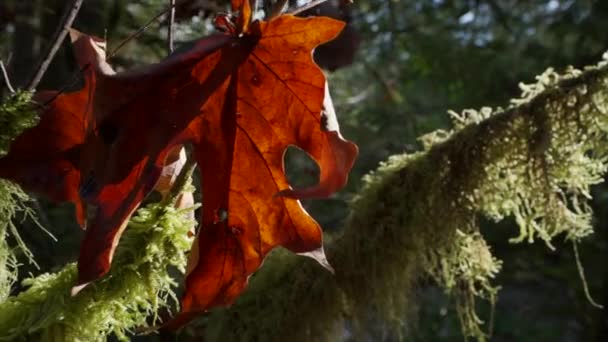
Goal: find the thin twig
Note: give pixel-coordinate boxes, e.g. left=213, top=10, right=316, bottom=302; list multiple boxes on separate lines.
left=163, top=157, right=198, bottom=207
left=163, top=0, right=195, bottom=207
left=573, top=241, right=604, bottom=309
left=168, top=0, right=176, bottom=54
left=27, top=0, right=84, bottom=91
left=269, top=0, right=289, bottom=19
left=40, top=64, right=91, bottom=107
left=108, top=0, right=188, bottom=59
left=289, top=0, right=330, bottom=15
left=0, top=59, right=15, bottom=93
left=39, top=0, right=183, bottom=105
left=361, top=59, right=403, bottom=104
left=107, top=11, right=167, bottom=59
left=29, top=198, right=57, bottom=243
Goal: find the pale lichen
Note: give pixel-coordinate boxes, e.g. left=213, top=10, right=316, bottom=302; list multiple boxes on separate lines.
left=0, top=180, right=33, bottom=302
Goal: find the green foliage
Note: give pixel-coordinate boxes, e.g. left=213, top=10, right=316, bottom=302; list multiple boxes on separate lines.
left=0, top=201, right=197, bottom=341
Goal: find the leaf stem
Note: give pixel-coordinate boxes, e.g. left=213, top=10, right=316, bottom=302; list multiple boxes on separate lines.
left=27, top=0, right=84, bottom=91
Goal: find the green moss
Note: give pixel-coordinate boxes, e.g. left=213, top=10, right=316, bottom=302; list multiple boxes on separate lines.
left=0, top=202, right=197, bottom=341
left=0, top=91, right=38, bottom=157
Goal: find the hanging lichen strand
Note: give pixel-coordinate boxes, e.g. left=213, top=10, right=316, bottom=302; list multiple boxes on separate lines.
left=0, top=91, right=39, bottom=302
left=199, top=56, right=608, bottom=341
left=0, top=201, right=197, bottom=341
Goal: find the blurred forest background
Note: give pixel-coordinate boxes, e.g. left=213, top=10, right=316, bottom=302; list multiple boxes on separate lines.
left=1, top=0, right=608, bottom=340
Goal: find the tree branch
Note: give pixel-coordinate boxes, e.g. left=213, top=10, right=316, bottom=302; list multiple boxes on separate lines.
left=198, top=61, right=608, bottom=340
left=167, top=0, right=177, bottom=54
left=26, top=0, right=84, bottom=91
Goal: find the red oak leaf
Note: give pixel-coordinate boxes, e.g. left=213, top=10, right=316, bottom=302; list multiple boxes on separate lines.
left=0, top=32, right=115, bottom=227
left=166, top=8, right=358, bottom=327
left=0, top=90, right=86, bottom=226
left=63, top=30, right=235, bottom=289
left=0, top=30, right=231, bottom=290
left=0, top=0, right=358, bottom=326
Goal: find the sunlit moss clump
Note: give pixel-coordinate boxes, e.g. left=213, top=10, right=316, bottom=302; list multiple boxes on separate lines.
left=0, top=202, right=196, bottom=341
left=336, top=57, right=608, bottom=341
left=425, top=229, right=502, bottom=337
left=471, top=66, right=608, bottom=246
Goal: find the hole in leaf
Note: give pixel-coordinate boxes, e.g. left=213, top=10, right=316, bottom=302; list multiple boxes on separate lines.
left=283, top=146, right=318, bottom=189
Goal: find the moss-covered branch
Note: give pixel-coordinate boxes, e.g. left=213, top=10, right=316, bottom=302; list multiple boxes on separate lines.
left=198, top=58, right=608, bottom=341
left=0, top=202, right=197, bottom=341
